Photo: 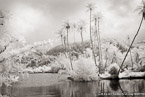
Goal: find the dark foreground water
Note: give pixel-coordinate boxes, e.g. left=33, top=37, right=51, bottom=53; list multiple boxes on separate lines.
left=1, top=74, right=145, bottom=97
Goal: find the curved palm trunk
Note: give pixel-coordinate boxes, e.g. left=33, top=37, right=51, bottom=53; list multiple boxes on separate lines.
left=80, top=29, right=84, bottom=43
left=89, top=9, right=97, bottom=65
left=118, top=16, right=144, bottom=75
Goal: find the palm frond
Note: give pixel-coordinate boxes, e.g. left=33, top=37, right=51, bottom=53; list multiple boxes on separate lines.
left=72, top=23, right=76, bottom=29
left=63, top=21, right=71, bottom=29
left=142, top=0, right=145, bottom=5
left=139, top=9, right=143, bottom=15
left=86, top=3, right=96, bottom=11
left=135, top=6, right=143, bottom=12
left=0, top=11, right=4, bottom=18
left=77, top=20, right=86, bottom=32
left=92, top=12, right=103, bottom=22
left=136, top=1, right=145, bottom=16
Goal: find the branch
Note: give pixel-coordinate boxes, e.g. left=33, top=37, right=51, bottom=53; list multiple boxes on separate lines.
left=0, top=43, right=9, bottom=54
left=0, top=58, right=5, bottom=63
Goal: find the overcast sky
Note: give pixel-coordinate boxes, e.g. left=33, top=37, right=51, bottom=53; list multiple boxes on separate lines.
left=0, top=0, right=144, bottom=44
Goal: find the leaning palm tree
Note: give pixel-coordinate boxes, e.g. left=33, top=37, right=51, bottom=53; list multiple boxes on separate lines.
left=118, top=0, right=145, bottom=75
left=86, top=3, right=97, bottom=65
left=77, top=20, right=86, bottom=43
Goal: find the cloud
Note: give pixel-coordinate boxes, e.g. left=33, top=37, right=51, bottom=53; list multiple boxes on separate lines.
left=0, top=0, right=144, bottom=44
left=87, top=0, right=144, bottom=42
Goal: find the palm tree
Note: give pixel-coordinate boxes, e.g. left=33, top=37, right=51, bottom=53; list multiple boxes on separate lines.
left=93, top=12, right=103, bottom=72
left=63, top=35, right=66, bottom=46
left=118, top=0, right=145, bottom=75
left=0, top=11, right=4, bottom=25
left=57, top=29, right=65, bottom=46
left=72, top=23, right=76, bottom=43
left=77, top=20, right=86, bottom=43
left=63, top=21, right=71, bottom=46
left=92, top=14, right=99, bottom=44
left=86, top=3, right=97, bottom=65
left=63, top=21, right=73, bottom=70
left=97, top=13, right=103, bottom=61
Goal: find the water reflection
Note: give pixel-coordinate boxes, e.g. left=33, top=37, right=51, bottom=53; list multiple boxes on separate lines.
left=1, top=80, right=145, bottom=97
left=109, top=80, right=120, bottom=91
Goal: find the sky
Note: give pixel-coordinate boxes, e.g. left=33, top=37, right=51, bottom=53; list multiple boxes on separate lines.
left=0, top=0, right=145, bottom=45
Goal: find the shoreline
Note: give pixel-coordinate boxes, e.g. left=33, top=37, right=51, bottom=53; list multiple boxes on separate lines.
left=13, top=73, right=69, bottom=88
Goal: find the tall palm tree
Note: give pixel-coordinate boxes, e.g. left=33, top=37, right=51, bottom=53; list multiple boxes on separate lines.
left=63, top=21, right=71, bottom=46
left=118, top=0, right=145, bottom=75
left=72, top=23, right=76, bottom=43
left=57, top=29, right=64, bottom=46
left=63, top=21, right=73, bottom=70
left=93, top=12, right=103, bottom=72
left=86, top=3, right=97, bottom=65
left=92, top=14, right=99, bottom=44
left=0, top=11, right=4, bottom=25
left=77, top=20, right=86, bottom=43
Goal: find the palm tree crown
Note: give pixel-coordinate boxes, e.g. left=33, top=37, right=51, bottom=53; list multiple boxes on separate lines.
left=86, top=3, right=96, bottom=11
left=77, top=20, right=86, bottom=32
left=138, top=0, right=145, bottom=19
left=64, top=22, right=70, bottom=29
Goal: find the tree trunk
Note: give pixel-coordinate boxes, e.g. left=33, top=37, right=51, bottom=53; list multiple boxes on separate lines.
left=61, top=36, right=63, bottom=46
left=80, top=29, right=84, bottom=43
left=89, top=9, right=97, bottom=65
left=66, top=28, right=73, bottom=70
left=95, top=19, right=101, bottom=72
left=118, top=16, right=144, bottom=75
left=66, top=29, right=69, bottom=46
left=98, top=18, right=103, bottom=72
left=74, top=31, right=75, bottom=43
left=63, top=37, right=67, bottom=58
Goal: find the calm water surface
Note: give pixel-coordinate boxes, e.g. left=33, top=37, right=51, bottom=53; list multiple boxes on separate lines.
left=0, top=74, right=145, bottom=97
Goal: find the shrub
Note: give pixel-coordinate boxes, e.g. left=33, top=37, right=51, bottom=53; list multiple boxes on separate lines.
left=68, top=57, right=99, bottom=81
left=107, top=63, right=119, bottom=75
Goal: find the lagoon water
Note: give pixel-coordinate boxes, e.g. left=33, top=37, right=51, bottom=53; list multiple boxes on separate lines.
left=0, top=74, right=145, bottom=97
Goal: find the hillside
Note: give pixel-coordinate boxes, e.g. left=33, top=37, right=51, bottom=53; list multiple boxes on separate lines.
left=47, top=41, right=91, bottom=56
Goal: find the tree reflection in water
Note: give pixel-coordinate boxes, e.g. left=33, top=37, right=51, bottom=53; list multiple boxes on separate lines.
left=0, top=80, right=145, bottom=97
left=109, top=80, right=119, bottom=91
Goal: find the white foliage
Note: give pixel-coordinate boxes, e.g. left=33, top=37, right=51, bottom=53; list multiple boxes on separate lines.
left=56, top=55, right=72, bottom=71
left=69, top=57, right=99, bottom=81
